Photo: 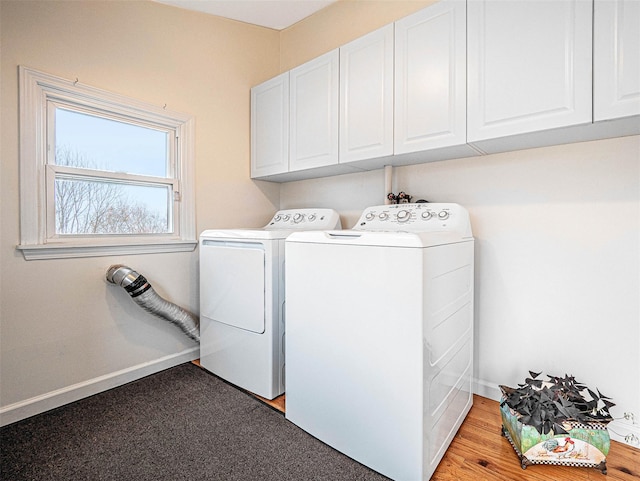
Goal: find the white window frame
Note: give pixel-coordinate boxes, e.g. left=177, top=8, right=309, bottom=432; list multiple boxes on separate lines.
left=17, top=66, right=197, bottom=260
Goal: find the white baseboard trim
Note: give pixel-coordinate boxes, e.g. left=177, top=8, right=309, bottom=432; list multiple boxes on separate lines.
left=473, top=376, right=502, bottom=402
left=608, top=419, right=640, bottom=450
left=0, top=347, right=199, bottom=427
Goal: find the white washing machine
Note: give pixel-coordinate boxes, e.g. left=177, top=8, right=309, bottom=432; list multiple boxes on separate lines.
left=199, top=209, right=341, bottom=400
left=285, top=203, right=474, bottom=481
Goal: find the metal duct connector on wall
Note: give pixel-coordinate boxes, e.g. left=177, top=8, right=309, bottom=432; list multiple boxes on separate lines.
left=106, top=265, right=200, bottom=343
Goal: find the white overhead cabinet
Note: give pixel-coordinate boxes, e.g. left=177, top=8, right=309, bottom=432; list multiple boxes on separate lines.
left=467, top=0, right=593, bottom=149
left=594, top=0, right=640, bottom=122
left=250, top=0, right=639, bottom=182
left=339, top=24, right=394, bottom=165
left=289, top=50, right=340, bottom=172
left=394, top=0, right=475, bottom=161
left=250, top=73, right=289, bottom=178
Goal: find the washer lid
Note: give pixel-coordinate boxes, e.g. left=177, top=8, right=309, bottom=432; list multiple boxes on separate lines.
left=286, top=230, right=471, bottom=248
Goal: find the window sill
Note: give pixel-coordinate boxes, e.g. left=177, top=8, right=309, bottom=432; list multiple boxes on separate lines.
left=17, top=240, right=198, bottom=260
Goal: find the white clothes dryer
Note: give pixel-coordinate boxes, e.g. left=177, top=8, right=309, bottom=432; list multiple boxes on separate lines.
left=285, top=203, right=474, bottom=480
left=199, top=209, right=341, bottom=400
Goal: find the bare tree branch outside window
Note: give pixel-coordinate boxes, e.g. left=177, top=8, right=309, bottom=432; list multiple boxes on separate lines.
left=55, top=146, right=168, bottom=235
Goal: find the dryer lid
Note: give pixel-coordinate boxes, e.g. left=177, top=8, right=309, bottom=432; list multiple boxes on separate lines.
left=200, top=242, right=266, bottom=333
left=199, top=208, right=342, bottom=240
left=200, top=229, right=292, bottom=240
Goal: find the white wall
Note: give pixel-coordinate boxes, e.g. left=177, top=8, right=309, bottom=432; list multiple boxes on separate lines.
left=278, top=0, right=640, bottom=446
left=281, top=135, right=640, bottom=440
left=0, top=0, right=280, bottom=425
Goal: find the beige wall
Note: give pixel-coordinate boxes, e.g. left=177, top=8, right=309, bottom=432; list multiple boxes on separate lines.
left=280, top=0, right=432, bottom=70
left=0, top=0, right=280, bottom=421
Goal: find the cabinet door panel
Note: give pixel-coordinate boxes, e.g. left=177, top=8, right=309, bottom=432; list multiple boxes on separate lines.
left=340, top=24, right=394, bottom=163
left=467, top=0, right=592, bottom=142
left=251, top=73, right=289, bottom=178
left=395, top=0, right=467, bottom=154
left=594, top=0, right=640, bottom=120
left=290, top=50, right=339, bottom=171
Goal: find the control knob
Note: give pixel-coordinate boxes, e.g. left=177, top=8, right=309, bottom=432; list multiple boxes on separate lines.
left=293, top=213, right=305, bottom=223
left=365, top=212, right=376, bottom=221
left=421, top=211, right=432, bottom=220
left=438, top=211, right=449, bottom=220
left=379, top=212, right=389, bottom=220
left=397, top=210, right=411, bottom=222
left=308, top=214, right=316, bottom=222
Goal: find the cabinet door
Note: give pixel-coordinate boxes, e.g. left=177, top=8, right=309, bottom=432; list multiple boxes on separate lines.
left=250, top=73, right=289, bottom=178
left=289, top=50, right=339, bottom=172
left=467, top=0, right=592, bottom=142
left=594, top=0, right=640, bottom=121
left=394, top=0, right=467, bottom=154
left=340, top=24, right=394, bottom=163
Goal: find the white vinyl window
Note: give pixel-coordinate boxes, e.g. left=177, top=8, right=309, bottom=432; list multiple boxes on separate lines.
left=18, top=66, right=196, bottom=260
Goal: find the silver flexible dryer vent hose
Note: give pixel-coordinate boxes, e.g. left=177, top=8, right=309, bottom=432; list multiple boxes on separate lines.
left=106, top=265, right=200, bottom=343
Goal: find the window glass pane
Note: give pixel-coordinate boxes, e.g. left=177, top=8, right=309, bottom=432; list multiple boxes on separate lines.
left=54, top=107, right=168, bottom=177
left=54, top=177, right=171, bottom=235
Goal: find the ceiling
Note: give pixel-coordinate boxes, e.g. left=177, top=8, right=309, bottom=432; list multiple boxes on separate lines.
left=153, top=0, right=337, bottom=31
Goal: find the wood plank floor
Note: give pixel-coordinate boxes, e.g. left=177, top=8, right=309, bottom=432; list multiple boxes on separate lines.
left=192, top=362, right=639, bottom=480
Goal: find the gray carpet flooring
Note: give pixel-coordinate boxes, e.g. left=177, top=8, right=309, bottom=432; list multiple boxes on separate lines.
left=0, top=363, right=390, bottom=480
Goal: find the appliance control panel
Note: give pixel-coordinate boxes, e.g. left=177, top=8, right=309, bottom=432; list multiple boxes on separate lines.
left=265, top=208, right=341, bottom=230
left=353, top=203, right=471, bottom=235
